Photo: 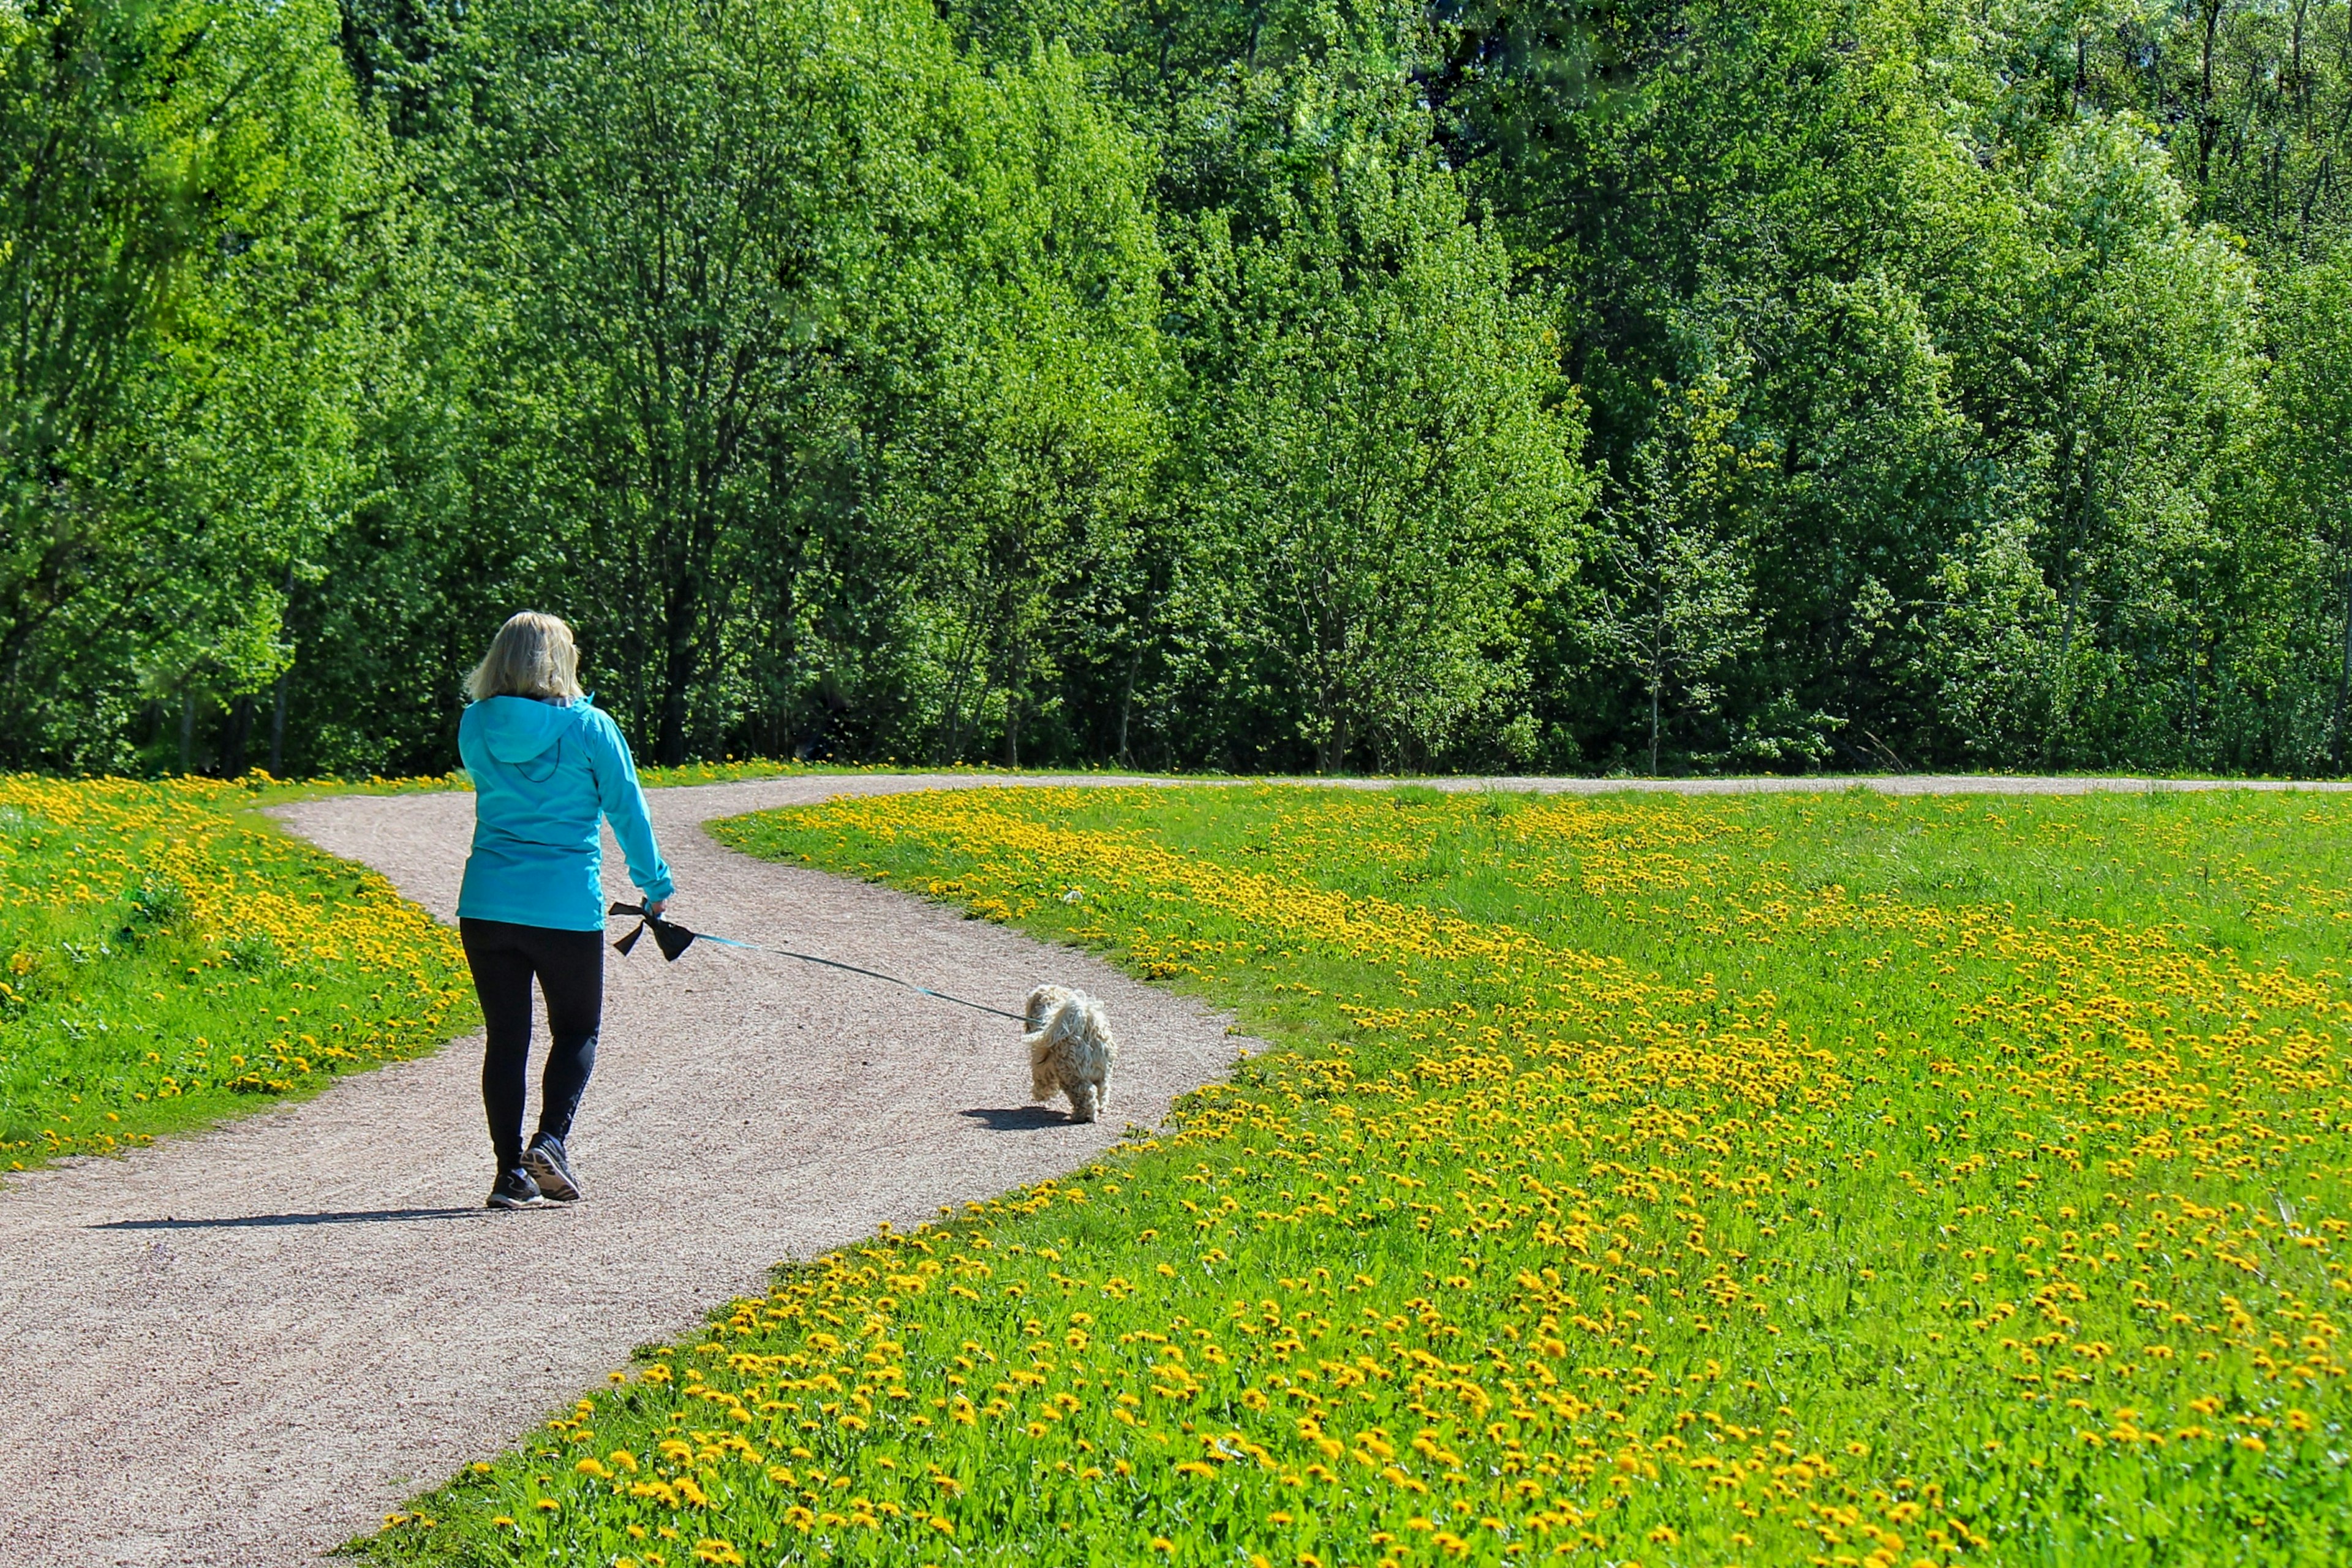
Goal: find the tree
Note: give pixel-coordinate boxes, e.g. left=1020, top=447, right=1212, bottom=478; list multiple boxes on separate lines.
left=867, top=48, right=1167, bottom=767
left=1172, top=48, right=1594, bottom=774
left=0, top=0, right=376, bottom=771
left=444, top=0, right=891, bottom=763
left=12, top=0, right=2350, bottom=781
left=2271, top=243, right=2352, bottom=766
left=1586, top=373, right=1762, bottom=774
left=438, top=0, right=1164, bottom=765
left=1994, top=117, right=2260, bottom=767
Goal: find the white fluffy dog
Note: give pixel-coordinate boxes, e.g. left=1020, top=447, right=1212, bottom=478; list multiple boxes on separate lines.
left=1024, top=984, right=1118, bottom=1123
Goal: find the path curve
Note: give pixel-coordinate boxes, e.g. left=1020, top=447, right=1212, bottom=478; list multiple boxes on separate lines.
left=0, top=774, right=1242, bottom=1568
left=2, top=769, right=2341, bottom=1566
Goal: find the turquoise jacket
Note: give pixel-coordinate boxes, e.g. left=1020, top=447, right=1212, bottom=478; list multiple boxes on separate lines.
left=456, top=696, right=674, bottom=932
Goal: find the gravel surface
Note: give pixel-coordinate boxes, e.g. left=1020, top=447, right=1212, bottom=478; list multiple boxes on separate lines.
left=0, top=774, right=1243, bottom=1568
left=2, top=767, right=2339, bottom=1567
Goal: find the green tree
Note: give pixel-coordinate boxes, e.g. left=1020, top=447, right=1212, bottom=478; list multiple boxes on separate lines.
left=1, top=0, right=377, bottom=771
left=868, top=49, right=1167, bottom=767
left=436, top=0, right=1164, bottom=764
left=2271, top=243, right=2352, bottom=766
left=1587, top=374, right=1764, bottom=775
left=1180, top=57, right=1594, bottom=773
left=2001, top=0, right=2352, bottom=260
left=1997, top=116, right=2260, bottom=767
left=1430, top=0, right=2022, bottom=768
left=445, top=0, right=891, bottom=763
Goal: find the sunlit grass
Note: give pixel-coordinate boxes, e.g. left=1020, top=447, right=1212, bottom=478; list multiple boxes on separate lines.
left=363, top=784, right=2352, bottom=1566
left=0, top=774, right=473, bottom=1175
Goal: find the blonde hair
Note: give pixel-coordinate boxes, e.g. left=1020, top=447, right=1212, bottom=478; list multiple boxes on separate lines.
left=464, top=612, right=584, bottom=703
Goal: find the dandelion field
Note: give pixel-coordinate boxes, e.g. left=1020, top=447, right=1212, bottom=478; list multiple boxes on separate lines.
left=0, top=774, right=472, bottom=1174
left=372, top=785, right=2352, bottom=1566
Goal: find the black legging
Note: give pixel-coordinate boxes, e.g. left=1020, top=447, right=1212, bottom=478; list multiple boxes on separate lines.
left=458, top=918, right=603, bottom=1172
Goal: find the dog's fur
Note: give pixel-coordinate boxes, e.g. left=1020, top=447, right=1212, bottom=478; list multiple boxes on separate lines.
left=1023, top=984, right=1118, bottom=1123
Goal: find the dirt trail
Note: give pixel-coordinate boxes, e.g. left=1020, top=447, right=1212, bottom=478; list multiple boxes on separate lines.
left=2, top=767, right=2340, bottom=1567
left=0, top=774, right=1241, bottom=1568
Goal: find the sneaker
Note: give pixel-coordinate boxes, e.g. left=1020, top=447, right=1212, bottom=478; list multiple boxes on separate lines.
left=523, top=1134, right=582, bottom=1202
left=488, top=1166, right=545, bottom=1209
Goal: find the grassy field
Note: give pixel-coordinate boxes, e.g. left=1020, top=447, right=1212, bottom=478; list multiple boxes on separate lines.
left=373, top=782, right=2352, bottom=1566
left=0, top=756, right=1057, bottom=1177
left=233, top=756, right=1117, bottom=807
left=0, top=774, right=472, bottom=1174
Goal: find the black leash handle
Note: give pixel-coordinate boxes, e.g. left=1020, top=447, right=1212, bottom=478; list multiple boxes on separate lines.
left=608, top=902, right=696, bottom=960
left=608, top=903, right=1029, bottom=1023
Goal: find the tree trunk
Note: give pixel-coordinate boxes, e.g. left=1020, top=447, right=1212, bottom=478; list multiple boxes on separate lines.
left=270, top=669, right=288, bottom=778
left=179, top=690, right=197, bottom=774
left=657, top=661, right=692, bottom=765
left=1115, top=656, right=1137, bottom=768
left=2184, top=625, right=2199, bottom=752
left=2048, top=581, right=2079, bottom=771
left=2046, top=428, right=2097, bottom=771
left=2196, top=0, right=2223, bottom=186
left=1000, top=624, right=1026, bottom=769
left=1648, top=676, right=1660, bottom=777
left=221, top=695, right=254, bottom=777
left=933, top=607, right=991, bottom=764
left=1316, top=709, right=1349, bottom=775
left=656, top=573, right=701, bottom=766
left=2332, top=538, right=2352, bottom=771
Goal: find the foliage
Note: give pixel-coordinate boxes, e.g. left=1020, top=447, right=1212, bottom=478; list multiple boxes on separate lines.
left=2265, top=242, right=2352, bottom=769
left=1174, top=52, right=1593, bottom=773
left=363, top=782, right=2352, bottom=1563
left=20, top=0, right=2352, bottom=777
left=1586, top=373, right=1768, bottom=773
left=1434, top=0, right=2291, bottom=775
left=0, top=774, right=471, bottom=1174
left=0, top=0, right=380, bottom=774
left=298, top=0, right=1177, bottom=773
left=2001, top=116, right=2261, bottom=768
left=877, top=48, right=1168, bottom=769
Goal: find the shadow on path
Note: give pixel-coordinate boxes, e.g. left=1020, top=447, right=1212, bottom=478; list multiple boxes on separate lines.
left=95, top=1207, right=490, bottom=1232
left=958, top=1106, right=1074, bottom=1131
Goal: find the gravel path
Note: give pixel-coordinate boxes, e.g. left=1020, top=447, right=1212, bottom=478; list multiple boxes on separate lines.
left=0, top=774, right=1242, bottom=1568
left=2, top=767, right=2340, bottom=1567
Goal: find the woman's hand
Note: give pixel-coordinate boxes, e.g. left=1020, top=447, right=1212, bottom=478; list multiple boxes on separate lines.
left=646, top=898, right=669, bottom=919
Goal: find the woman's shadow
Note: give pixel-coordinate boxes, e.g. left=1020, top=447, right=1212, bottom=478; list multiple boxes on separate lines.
left=95, top=1207, right=490, bottom=1231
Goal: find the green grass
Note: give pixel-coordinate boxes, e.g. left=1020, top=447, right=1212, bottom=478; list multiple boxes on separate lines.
left=0, top=774, right=474, bottom=1175
left=224, top=753, right=1164, bottom=810
left=360, top=783, right=2352, bottom=1566
left=0, top=752, right=1081, bottom=1175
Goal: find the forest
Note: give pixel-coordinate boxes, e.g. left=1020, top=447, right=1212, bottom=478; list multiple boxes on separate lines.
left=5, top=0, right=2351, bottom=778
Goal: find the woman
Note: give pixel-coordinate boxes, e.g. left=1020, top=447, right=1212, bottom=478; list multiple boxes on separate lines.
left=456, top=612, right=674, bottom=1209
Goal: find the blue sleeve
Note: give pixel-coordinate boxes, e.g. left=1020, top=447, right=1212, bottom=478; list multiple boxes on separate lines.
left=582, top=710, right=674, bottom=903
left=456, top=706, right=486, bottom=778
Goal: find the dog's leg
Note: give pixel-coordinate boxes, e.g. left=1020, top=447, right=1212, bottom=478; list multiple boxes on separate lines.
left=1066, top=1080, right=1099, bottom=1124
left=1026, top=1032, right=1057, bottom=1102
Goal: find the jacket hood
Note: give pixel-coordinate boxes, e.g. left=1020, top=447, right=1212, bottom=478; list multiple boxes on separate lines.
left=472, top=695, right=586, bottom=765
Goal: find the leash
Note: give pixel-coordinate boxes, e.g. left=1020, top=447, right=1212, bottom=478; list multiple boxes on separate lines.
left=608, top=902, right=1030, bottom=1023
